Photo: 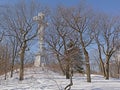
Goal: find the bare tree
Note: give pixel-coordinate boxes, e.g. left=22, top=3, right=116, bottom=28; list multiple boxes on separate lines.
left=93, top=17, right=106, bottom=77
left=0, top=1, right=48, bottom=80
left=45, top=7, right=83, bottom=79
left=57, top=5, right=94, bottom=82
left=94, top=14, right=120, bottom=79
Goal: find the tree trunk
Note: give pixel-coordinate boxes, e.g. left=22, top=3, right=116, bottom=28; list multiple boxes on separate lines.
left=100, top=58, right=106, bottom=77
left=4, top=71, right=7, bottom=80
left=64, top=68, right=73, bottom=90
left=117, top=65, right=120, bottom=78
left=97, top=42, right=106, bottom=77
left=4, top=61, right=7, bottom=80
left=84, top=49, right=91, bottom=82
left=80, top=33, right=91, bottom=82
left=66, top=63, right=70, bottom=79
left=11, top=58, right=15, bottom=78
left=11, top=43, right=17, bottom=78
left=105, top=56, right=110, bottom=80
left=19, top=46, right=25, bottom=81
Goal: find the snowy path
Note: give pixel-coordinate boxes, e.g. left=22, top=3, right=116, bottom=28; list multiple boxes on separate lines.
left=0, top=67, right=120, bottom=90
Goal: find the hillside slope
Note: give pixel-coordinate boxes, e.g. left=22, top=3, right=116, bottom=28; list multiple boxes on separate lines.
left=0, top=67, right=120, bottom=90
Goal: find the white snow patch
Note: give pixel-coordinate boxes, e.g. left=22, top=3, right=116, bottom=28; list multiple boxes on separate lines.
left=0, top=67, right=120, bottom=90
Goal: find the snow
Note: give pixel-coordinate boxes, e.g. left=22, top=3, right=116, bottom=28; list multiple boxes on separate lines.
left=0, top=67, right=120, bottom=90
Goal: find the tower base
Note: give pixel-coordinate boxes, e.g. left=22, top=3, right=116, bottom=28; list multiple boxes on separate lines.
left=34, top=54, right=40, bottom=67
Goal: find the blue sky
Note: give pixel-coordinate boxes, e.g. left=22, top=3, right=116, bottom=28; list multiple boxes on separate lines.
left=0, top=0, right=120, bottom=15
left=86, top=0, right=120, bottom=15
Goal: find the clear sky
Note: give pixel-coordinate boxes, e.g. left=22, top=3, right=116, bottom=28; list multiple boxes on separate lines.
left=86, top=0, right=120, bottom=15
left=0, top=0, right=120, bottom=15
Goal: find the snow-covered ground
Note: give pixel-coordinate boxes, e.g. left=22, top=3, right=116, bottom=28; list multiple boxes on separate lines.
left=0, top=67, right=120, bottom=90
